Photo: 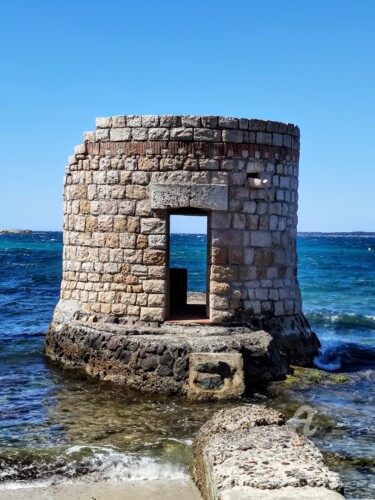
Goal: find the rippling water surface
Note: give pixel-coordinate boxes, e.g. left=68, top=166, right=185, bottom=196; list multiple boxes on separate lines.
left=0, top=232, right=374, bottom=498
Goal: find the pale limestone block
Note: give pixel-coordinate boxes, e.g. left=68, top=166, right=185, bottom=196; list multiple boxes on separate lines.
left=232, top=213, right=245, bottom=229
left=142, top=279, right=166, bottom=293
left=272, top=133, right=283, bottom=146
left=283, top=134, right=292, bottom=148
left=256, top=132, right=272, bottom=145
left=152, top=171, right=192, bottom=184
left=221, top=159, right=236, bottom=170
left=68, top=155, right=77, bottom=166
left=199, top=159, right=219, bottom=170
left=222, top=130, right=244, bottom=143
left=112, top=115, right=126, bottom=128
left=140, top=307, right=164, bottom=322
left=246, top=161, right=264, bottom=173
left=292, top=136, right=300, bottom=151
left=123, top=249, right=142, bottom=263
left=104, top=233, right=119, bottom=248
left=183, top=158, right=199, bottom=170
left=119, top=234, right=136, bottom=249
left=106, top=171, right=119, bottom=184
left=239, top=118, right=249, bottom=130
left=141, top=218, right=166, bottom=235
left=194, top=128, right=221, bottom=141
left=219, top=116, right=239, bottom=129
left=136, top=293, right=148, bottom=306
left=131, top=264, right=148, bottom=277
left=170, top=127, right=193, bottom=140
left=135, top=199, right=151, bottom=217
left=269, top=203, right=282, bottom=215
left=132, top=172, right=150, bottom=185
left=231, top=172, right=247, bottom=185
left=147, top=266, right=166, bottom=278
left=100, top=201, right=118, bottom=215
left=210, top=309, right=233, bottom=323
left=127, top=305, right=140, bottom=316
left=181, top=115, right=201, bottom=127
left=278, top=218, right=287, bottom=231
left=127, top=115, right=142, bottom=127
left=244, top=248, right=254, bottom=264
left=96, top=117, right=112, bottom=128
left=243, top=201, right=256, bottom=214
left=109, top=248, right=124, bottom=262
left=210, top=295, right=229, bottom=309
left=83, top=131, right=95, bottom=142
left=160, top=158, right=183, bottom=171
left=147, top=293, right=165, bottom=307
left=96, top=129, right=109, bottom=141
left=110, top=128, right=131, bottom=141
left=269, top=215, right=279, bottom=231
left=103, top=262, right=120, bottom=273
left=201, top=115, right=218, bottom=128
left=97, top=185, right=111, bottom=199
left=99, top=157, right=111, bottom=170
left=142, top=115, right=159, bottom=127
left=267, top=120, right=279, bottom=133
left=211, top=171, right=229, bottom=184
left=248, top=119, right=267, bottom=131
left=74, top=216, right=85, bottom=232
left=159, top=115, right=180, bottom=127
left=111, top=186, right=126, bottom=199
left=126, top=185, right=147, bottom=200
left=97, top=215, right=113, bottom=232
left=243, top=131, right=256, bottom=143
left=143, top=249, right=166, bottom=265
left=138, top=157, right=158, bottom=171
left=280, top=176, right=290, bottom=189
left=149, top=235, right=167, bottom=249
left=127, top=217, right=140, bottom=233
left=74, top=144, right=86, bottom=155
left=132, top=127, right=148, bottom=141
left=148, top=127, right=170, bottom=140
left=251, top=231, right=272, bottom=247
left=276, top=190, right=284, bottom=202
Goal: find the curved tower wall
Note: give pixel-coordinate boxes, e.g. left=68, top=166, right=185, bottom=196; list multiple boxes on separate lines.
left=61, top=115, right=301, bottom=325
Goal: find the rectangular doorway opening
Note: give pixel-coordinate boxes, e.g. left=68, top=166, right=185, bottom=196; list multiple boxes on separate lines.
left=167, top=209, right=209, bottom=323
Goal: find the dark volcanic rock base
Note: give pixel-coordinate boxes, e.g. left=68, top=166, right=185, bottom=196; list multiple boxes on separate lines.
left=45, top=313, right=319, bottom=396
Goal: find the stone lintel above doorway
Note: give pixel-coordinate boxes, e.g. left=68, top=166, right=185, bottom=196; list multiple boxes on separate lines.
left=150, top=183, right=228, bottom=211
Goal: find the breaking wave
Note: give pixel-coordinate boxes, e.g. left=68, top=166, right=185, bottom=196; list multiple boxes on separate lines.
left=0, top=445, right=188, bottom=490
left=314, top=340, right=375, bottom=372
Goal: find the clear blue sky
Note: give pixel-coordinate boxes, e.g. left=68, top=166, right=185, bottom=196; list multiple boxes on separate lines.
left=0, top=0, right=374, bottom=233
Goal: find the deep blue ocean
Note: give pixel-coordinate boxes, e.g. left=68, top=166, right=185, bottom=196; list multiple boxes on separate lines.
left=0, top=232, right=374, bottom=497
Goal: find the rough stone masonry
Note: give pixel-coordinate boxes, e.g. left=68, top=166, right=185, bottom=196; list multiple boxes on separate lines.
left=46, top=115, right=320, bottom=398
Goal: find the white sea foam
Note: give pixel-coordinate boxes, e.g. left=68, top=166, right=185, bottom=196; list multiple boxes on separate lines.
left=0, top=446, right=189, bottom=491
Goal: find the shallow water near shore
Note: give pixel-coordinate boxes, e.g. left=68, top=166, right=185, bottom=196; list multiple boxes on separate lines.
left=0, top=232, right=374, bottom=498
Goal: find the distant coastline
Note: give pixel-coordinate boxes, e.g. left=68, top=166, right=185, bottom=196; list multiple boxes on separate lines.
left=0, top=229, right=34, bottom=234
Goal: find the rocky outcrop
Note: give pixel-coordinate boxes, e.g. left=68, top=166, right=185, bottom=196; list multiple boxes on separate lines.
left=193, top=406, right=345, bottom=499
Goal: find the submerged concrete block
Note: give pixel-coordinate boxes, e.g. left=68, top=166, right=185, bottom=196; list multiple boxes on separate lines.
left=193, top=406, right=344, bottom=500
left=188, top=353, right=245, bottom=401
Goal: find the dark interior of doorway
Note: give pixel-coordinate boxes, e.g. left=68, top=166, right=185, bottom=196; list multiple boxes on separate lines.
left=168, top=209, right=209, bottom=323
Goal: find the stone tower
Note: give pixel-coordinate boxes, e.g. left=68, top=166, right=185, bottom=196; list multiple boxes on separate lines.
left=46, top=115, right=319, bottom=399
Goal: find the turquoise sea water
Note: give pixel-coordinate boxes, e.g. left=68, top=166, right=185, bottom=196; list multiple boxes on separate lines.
left=0, top=232, right=374, bottom=497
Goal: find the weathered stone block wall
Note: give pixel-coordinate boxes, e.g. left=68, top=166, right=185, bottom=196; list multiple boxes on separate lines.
left=61, top=115, right=301, bottom=325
